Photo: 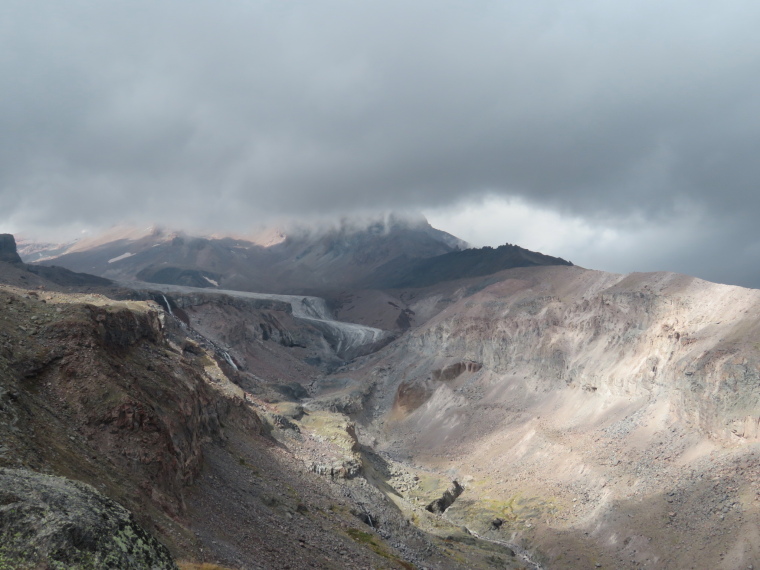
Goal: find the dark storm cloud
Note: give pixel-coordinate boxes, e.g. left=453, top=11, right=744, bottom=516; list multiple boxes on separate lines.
left=3, top=1, right=760, bottom=284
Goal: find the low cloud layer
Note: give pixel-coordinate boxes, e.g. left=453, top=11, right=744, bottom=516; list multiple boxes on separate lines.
left=3, top=1, right=760, bottom=286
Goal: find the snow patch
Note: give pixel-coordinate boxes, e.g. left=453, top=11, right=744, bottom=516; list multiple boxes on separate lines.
left=107, top=252, right=134, bottom=264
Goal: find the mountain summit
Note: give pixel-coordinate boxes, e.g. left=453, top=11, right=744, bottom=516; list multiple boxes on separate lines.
left=19, top=216, right=574, bottom=293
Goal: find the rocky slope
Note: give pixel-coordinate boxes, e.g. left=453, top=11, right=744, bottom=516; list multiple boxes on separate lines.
left=0, top=247, right=524, bottom=568
left=338, top=265, right=760, bottom=569
left=6, top=229, right=760, bottom=569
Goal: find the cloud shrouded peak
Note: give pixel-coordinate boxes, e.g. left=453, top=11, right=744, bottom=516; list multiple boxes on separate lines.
left=3, top=1, right=760, bottom=286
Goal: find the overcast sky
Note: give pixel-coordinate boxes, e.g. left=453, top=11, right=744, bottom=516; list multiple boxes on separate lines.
left=2, top=1, right=760, bottom=287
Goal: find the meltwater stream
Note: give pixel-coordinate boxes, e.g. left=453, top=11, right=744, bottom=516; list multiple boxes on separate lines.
left=463, top=526, right=544, bottom=570
left=160, top=295, right=173, bottom=317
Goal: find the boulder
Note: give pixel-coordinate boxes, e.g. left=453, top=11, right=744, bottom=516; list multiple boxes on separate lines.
left=0, top=468, right=177, bottom=569
left=426, top=480, right=465, bottom=514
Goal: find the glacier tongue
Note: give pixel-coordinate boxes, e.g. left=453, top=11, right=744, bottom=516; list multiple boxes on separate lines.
left=133, top=282, right=389, bottom=359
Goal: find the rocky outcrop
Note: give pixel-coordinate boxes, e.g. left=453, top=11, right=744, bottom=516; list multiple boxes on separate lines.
left=432, top=361, right=482, bottom=382
left=309, top=458, right=362, bottom=479
left=426, top=480, right=464, bottom=514
left=300, top=412, right=364, bottom=479
left=0, top=468, right=177, bottom=569
left=0, top=286, right=258, bottom=532
left=0, top=234, right=23, bottom=264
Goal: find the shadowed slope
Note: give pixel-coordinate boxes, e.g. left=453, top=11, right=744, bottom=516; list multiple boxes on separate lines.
left=363, top=243, right=572, bottom=289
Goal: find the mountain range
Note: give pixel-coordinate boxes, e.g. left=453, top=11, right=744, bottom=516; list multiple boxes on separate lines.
left=17, top=216, right=570, bottom=294
left=2, top=219, right=759, bottom=569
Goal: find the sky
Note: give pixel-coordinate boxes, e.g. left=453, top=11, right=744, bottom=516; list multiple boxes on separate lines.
left=2, top=1, right=760, bottom=287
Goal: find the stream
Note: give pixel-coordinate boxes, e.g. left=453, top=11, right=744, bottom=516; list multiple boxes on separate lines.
left=463, top=525, right=545, bottom=570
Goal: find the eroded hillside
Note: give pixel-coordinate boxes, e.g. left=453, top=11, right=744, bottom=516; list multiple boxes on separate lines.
left=342, top=265, right=760, bottom=568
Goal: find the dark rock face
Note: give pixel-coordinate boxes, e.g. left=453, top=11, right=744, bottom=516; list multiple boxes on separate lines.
left=426, top=480, right=465, bottom=514
left=0, top=468, right=177, bottom=569
left=0, top=234, right=22, bottom=264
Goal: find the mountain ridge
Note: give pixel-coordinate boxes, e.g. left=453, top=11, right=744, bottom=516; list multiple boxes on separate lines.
left=362, top=242, right=573, bottom=289
left=19, top=218, right=576, bottom=294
